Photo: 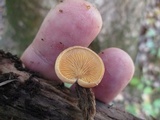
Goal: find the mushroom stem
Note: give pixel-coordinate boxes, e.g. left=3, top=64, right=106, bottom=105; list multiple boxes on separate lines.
left=64, top=79, right=78, bottom=88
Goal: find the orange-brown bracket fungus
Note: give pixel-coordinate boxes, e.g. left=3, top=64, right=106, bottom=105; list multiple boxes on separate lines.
left=55, top=46, right=105, bottom=88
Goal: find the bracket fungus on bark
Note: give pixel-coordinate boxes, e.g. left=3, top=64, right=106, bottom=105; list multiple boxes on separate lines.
left=55, top=46, right=105, bottom=88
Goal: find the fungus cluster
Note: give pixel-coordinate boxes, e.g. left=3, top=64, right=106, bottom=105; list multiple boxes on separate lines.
left=55, top=46, right=105, bottom=88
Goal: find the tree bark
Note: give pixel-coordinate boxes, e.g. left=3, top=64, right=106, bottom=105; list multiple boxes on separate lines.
left=0, top=50, right=142, bottom=120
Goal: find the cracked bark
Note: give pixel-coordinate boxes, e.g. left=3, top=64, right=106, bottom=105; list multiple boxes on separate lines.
left=0, top=50, right=143, bottom=120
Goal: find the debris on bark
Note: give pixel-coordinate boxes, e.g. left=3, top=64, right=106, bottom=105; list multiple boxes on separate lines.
left=76, top=83, right=96, bottom=120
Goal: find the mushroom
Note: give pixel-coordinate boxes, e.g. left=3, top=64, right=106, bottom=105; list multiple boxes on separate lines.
left=55, top=46, right=105, bottom=88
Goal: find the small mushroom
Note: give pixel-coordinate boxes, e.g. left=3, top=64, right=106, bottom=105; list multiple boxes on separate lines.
left=55, top=46, right=105, bottom=88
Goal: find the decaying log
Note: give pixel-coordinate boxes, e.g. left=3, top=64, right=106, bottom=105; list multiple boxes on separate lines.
left=0, top=50, right=143, bottom=120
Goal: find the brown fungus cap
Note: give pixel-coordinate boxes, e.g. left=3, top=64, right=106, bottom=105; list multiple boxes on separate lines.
left=55, top=46, right=105, bottom=88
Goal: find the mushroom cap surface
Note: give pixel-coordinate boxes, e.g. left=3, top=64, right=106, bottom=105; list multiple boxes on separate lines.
left=55, top=46, right=105, bottom=88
